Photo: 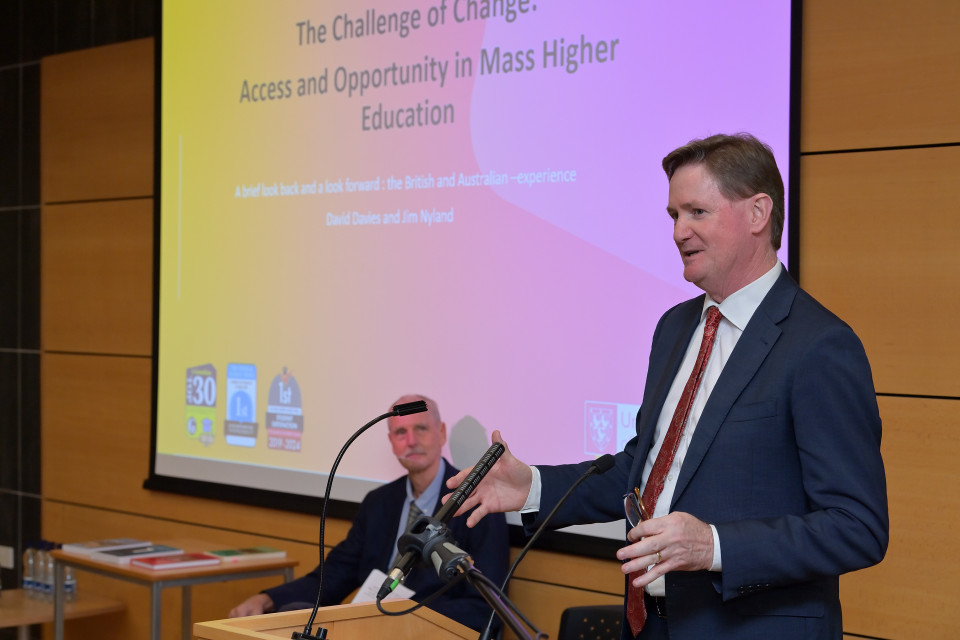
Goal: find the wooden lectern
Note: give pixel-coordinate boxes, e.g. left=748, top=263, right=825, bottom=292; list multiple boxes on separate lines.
left=193, top=600, right=477, bottom=640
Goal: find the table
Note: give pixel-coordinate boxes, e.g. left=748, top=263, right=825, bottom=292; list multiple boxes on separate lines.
left=0, top=588, right=124, bottom=640
left=51, top=538, right=298, bottom=640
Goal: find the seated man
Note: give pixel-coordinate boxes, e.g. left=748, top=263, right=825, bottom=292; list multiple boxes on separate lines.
left=229, top=394, right=510, bottom=632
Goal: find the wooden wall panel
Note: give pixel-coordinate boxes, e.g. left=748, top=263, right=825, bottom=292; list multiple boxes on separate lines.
left=496, top=549, right=623, bottom=639
left=840, top=396, right=960, bottom=639
left=798, top=147, right=960, bottom=396
left=42, top=353, right=153, bottom=507
left=511, top=548, right=623, bottom=595
left=42, top=200, right=153, bottom=355
left=41, top=39, right=154, bottom=203
left=503, top=579, right=622, bottom=640
left=802, top=0, right=960, bottom=152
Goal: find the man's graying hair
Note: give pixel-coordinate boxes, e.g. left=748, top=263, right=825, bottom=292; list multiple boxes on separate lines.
left=662, top=133, right=785, bottom=250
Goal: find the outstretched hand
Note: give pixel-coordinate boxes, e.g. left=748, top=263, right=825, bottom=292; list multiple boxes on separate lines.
left=443, top=430, right=533, bottom=527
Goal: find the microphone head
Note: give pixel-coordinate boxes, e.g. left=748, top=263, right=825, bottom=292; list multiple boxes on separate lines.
left=592, top=454, right=616, bottom=474
left=393, top=400, right=428, bottom=416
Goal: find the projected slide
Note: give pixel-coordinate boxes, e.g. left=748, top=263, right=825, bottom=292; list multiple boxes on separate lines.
left=155, top=0, right=794, bottom=535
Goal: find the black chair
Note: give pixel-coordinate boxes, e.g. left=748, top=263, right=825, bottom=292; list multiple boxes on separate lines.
left=557, top=604, right=623, bottom=640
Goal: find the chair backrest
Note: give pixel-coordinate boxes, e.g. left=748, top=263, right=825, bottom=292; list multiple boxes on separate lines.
left=557, top=604, right=623, bottom=640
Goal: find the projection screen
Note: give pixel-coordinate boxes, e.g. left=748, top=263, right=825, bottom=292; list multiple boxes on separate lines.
left=149, top=0, right=800, bottom=546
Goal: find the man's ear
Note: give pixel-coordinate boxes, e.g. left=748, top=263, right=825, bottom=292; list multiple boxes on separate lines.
left=750, top=193, right=773, bottom=236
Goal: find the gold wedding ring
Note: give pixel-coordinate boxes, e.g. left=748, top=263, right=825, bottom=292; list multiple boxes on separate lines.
left=656, top=550, right=662, bottom=564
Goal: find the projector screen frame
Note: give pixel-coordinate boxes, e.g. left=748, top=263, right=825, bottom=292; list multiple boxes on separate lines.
left=145, top=0, right=803, bottom=561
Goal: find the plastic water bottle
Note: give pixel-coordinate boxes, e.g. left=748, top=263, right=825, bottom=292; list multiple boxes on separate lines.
left=22, top=545, right=36, bottom=595
left=64, top=554, right=77, bottom=602
left=36, top=543, right=52, bottom=601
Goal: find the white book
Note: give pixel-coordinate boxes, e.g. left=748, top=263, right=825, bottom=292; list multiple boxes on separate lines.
left=60, top=538, right=152, bottom=556
left=89, top=544, right=184, bottom=565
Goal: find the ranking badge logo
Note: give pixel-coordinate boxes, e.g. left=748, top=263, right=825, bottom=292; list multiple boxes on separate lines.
left=185, top=364, right=217, bottom=446
left=224, top=363, right=259, bottom=447
left=265, top=366, right=304, bottom=452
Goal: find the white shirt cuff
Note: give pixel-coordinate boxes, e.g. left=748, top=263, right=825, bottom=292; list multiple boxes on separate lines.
left=520, top=465, right=542, bottom=513
left=709, top=524, right=722, bottom=572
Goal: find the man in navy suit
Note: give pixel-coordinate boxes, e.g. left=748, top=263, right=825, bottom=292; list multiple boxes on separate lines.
left=447, top=134, right=888, bottom=639
left=230, top=394, right=509, bottom=632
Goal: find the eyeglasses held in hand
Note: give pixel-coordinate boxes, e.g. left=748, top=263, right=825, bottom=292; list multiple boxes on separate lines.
left=623, top=486, right=651, bottom=528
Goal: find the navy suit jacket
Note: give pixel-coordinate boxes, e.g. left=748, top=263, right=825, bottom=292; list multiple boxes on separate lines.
left=265, top=459, right=509, bottom=632
left=533, top=268, right=888, bottom=639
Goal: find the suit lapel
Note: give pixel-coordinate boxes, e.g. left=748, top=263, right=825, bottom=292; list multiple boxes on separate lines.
left=670, top=271, right=798, bottom=507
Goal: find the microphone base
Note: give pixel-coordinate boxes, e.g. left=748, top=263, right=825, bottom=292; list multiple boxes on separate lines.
left=292, top=630, right=327, bottom=640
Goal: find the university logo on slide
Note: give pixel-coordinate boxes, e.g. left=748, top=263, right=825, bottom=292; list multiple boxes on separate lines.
left=584, top=402, right=617, bottom=456
left=584, top=401, right=641, bottom=456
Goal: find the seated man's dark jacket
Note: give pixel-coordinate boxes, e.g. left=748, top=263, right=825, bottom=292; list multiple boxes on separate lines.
left=264, top=458, right=509, bottom=631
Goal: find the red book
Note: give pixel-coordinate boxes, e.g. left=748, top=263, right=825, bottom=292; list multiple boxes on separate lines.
left=130, top=552, right=222, bottom=570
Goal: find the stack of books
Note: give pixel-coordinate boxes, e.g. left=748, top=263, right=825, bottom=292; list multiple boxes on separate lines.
left=61, top=538, right=152, bottom=556
left=90, top=544, right=184, bottom=566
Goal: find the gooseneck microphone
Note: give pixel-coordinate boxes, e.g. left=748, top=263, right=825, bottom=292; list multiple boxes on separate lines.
left=376, top=441, right=505, bottom=600
left=293, top=400, right=428, bottom=640
left=393, top=400, right=429, bottom=416
left=476, top=453, right=617, bottom=640
left=435, top=441, right=505, bottom=522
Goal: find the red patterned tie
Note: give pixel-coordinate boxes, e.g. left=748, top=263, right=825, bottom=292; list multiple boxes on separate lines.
left=626, top=306, right=723, bottom=636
